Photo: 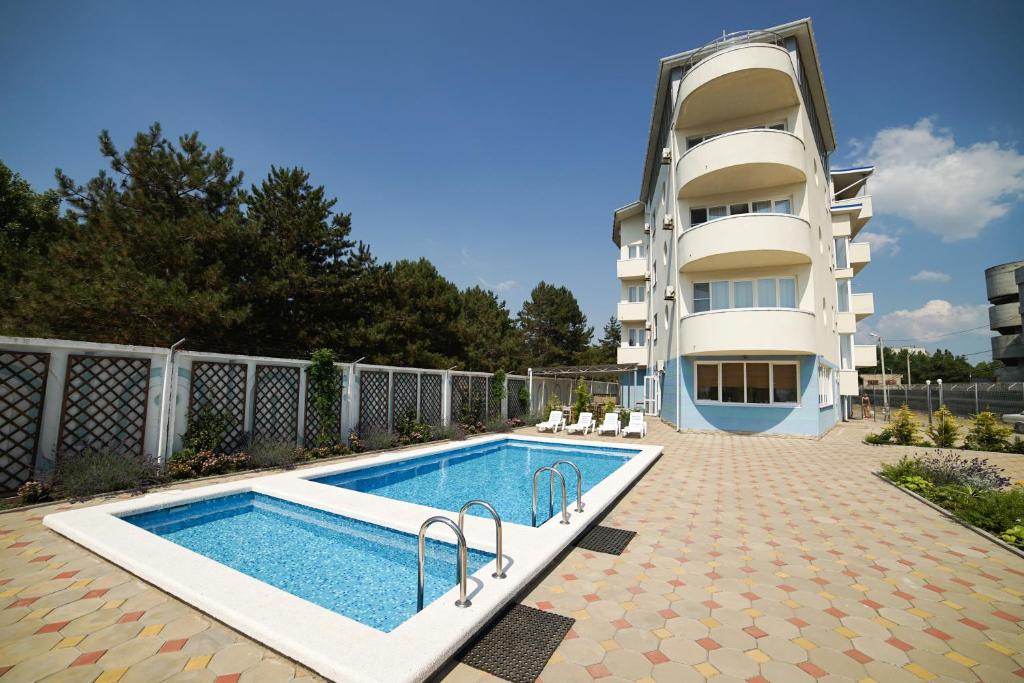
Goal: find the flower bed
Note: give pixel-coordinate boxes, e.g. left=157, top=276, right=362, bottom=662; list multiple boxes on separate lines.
left=865, top=405, right=1024, bottom=454
left=878, top=451, right=1024, bottom=550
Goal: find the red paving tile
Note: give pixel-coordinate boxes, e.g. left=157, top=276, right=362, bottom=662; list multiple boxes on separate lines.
left=744, top=626, right=769, bottom=639
left=117, top=610, right=145, bottom=623
left=159, top=639, right=188, bottom=653
left=214, top=676, right=241, bottom=683
left=798, top=661, right=828, bottom=678
left=71, top=650, right=106, bottom=667
left=585, top=663, right=611, bottom=679
left=696, top=638, right=721, bottom=651
left=36, top=620, right=71, bottom=634
left=644, top=649, right=669, bottom=664
left=845, top=648, right=873, bottom=663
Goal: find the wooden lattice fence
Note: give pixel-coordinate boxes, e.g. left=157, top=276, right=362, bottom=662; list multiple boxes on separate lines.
left=188, top=361, right=247, bottom=452
left=358, top=371, right=389, bottom=433
left=507, top=378, right=527, bottom=419
left=57, top=355, right=151, bottom=457
left=0, top=351, right=50, bottom=491
left=420, top=373, right=443, bottom=426
left=252, top=365, right=300, bottom=443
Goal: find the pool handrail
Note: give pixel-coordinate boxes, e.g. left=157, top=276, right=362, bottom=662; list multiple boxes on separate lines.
left=532, top=466, right=570, bottom=527
left=458, top=500, right=506, bottom=579
left=417, top=516, right=470, bottom=611
left=551, top=460, right=584, bottom=513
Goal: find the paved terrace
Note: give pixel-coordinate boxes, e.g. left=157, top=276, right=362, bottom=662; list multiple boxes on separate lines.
left=1, top=420, right=1022, bottom=683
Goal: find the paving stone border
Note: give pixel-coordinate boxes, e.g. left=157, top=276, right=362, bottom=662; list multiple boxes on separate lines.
left=873, top=472, right=1024, bottom=560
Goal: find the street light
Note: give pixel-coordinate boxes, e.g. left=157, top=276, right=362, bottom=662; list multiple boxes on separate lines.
left=870, top=333, right=889, bottom=420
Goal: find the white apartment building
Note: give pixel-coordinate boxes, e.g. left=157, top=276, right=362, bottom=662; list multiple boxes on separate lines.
left=613, top=18, right=876, bottom=436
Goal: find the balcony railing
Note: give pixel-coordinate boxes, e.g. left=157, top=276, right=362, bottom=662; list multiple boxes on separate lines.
left=683, top=30, right=786, bottom=72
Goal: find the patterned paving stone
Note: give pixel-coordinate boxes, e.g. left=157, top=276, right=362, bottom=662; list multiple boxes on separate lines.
left=2, top=419, right=1023, bottom=683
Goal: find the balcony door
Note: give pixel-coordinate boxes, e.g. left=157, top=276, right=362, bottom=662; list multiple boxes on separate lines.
left=644, top=374, right=660, bottom=416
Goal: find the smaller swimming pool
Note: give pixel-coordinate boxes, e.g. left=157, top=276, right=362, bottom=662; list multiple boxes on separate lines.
left=123, top=493, right=493, bottom=632
left=313, top=437, right=640, bottom=526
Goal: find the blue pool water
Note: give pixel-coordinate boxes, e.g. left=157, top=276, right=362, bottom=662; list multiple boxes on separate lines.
left=314, top=438, right=640, bottom=526
left=122, top=493, right=493, bottom=632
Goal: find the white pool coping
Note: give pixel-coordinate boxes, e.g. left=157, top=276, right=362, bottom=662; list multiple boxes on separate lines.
left=44, top=433, right=662, bottom=683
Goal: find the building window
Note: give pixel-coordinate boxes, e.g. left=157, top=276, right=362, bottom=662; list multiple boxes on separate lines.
left=627, top=243, right=646, bottom=259
left=689, top=197, right=793, bottom=228
left=652, top=314, right=658, bottom=343
left=837, top=280, right=850, bottom=312
left=818, top=365, right=834, bottom=407
left=696, top=361, right=800, bottom=406
left=840, top=334, right=853, bottom=370
left=693, top=277, right=797, bottom=311
left=627, top=328, right=646, bottom=347
left=834, top=237, right=849, bottom=269
left=627, top=285, right=645, bottom=303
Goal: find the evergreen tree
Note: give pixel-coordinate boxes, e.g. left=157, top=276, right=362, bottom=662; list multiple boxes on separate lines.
left=0, top=161, right=62, bottom=299
left=577, top=316, right=620, bottom=366
left=457, top=286, right=525, bottom=372
left=517, top=281, right=592, bottom=367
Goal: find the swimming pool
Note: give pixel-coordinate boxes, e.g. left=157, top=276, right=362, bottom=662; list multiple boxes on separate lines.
left=45, top=434, right=663, bottom=682
left=123, top=492, right=493, bottom=632
left=312, top=438, right=641, bottom=526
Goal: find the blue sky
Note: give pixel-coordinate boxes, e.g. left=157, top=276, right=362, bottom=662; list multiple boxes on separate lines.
left=2, top=1, right=1022, bottom=359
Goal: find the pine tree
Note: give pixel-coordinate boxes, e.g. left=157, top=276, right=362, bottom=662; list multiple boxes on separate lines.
left=517, top=281, right=592, bottom=367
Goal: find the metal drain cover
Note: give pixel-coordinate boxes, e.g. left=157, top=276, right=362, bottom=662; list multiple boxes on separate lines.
left=575, top=525, right=637, bottom=555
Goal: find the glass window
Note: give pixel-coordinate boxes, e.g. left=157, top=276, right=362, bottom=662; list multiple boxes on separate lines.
left=752, top=200, right=772, bottom=213
left=708, top=205, right=728, bottom=220
left=779, top=278, right=796, bottom=308
left=773, top=198, right=791, bottom=214
left=693, top=283, right=710, bottom=313
left=837, top=280, right=850, bottom=312
left=711, top=281, right=730, bottom=310
left=834, top=238, right=849, bottom=269
left=768, top=122, right=786, bottom=131
left=721, top=363, right=745, bottom=403
left=746, top=363, right=770, bottom=404
left=690, top=208, right=707, bottom=226
left=628, top=285, right=645, bottom=303
left=627, top=328, right=646, bottom=347
left=686, top=136, right=703, bottom=149
left=840, top=335, right=853, bottom=370
left=734, top=281, right=754, bottom=308
left=773, top=365, right=798, bottom=403
left=696, top=364, right=718, bottom=401
left=729, top=203, right=749, bottom=216
left=627, top=244, right=645, bottom=259
left=757, top=279, right=777, bottom=307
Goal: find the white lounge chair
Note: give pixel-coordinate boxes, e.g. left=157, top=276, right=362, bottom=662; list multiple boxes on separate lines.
left=622, top=411, right=647, bottom=438
left=565, top=411, right=594, bottom=435
left=537, top=410, right=565, bottom=433
left=597, top=412, right=620, bottom=436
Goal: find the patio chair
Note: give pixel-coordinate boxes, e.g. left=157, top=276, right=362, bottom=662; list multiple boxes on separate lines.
left=596, top=412, right=620, bottom=436
left=536, top=410, right=565, bottom=433
left=622, top=411, right=647, bottom=438
left=565, top=412, right=594, bottom=435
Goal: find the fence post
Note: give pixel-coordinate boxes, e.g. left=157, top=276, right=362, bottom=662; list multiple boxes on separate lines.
left=387, top=370, right=394, bottom=433
left=926, top=380, right=932, bottom=425
left=527, top=368, right=533, bottom=416
left=974, top=383, right=979, bottom=415
left=501, top=374, right=508, bottom=419
left=442, top=370, right=451, bottom=426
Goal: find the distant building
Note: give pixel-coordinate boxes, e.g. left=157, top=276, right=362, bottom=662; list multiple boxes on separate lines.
left=861, top=374, right=903, bottom=386
left=986, top=261, right=1024, bottom=381
left=891, top=346, right=926, bottom=356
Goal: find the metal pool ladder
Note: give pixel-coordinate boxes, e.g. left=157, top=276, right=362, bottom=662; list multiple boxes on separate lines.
left=417, top=516, right=470, bottom=611
left=532, top=466, right=570, bottom=527
left=551, top=460, right=584, bottom=513
left=458, top=500, right=506, bottom=579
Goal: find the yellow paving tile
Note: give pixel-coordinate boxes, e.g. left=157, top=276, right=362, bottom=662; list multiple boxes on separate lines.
left=139, top=624, right=164, bottom=637
left=904, top=663, right=937, bottom=681
left=986, top=640, right=1015, bottom=656
left=945, top=652, right=977, bottom=667
left=746, top=649, right=771, bottom=663
left=835, top=626, right=858, bottom=639
left=793, top=637, right=817, bottom=650
left=56, top=635, right=85, bottom=648
left=184, top=655, right=212, bottom=671
left=694, top=662, right=719, bottom=677
left=96, top=668, right=128, bottom=683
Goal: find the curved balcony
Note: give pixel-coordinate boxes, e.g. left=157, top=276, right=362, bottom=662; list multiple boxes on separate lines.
left=674, top=44, right=799, bottom=130
left=985, top=260, right=1024, bottom=304
left=989, top=302, right=1022, bottom=334
left=680, top=309, right=816, bottom=356
left=679, top=213, right=812, bottom=272
left=676, top=129, right=806, bottom=199
left=992, top=333, right=1024, bottom=362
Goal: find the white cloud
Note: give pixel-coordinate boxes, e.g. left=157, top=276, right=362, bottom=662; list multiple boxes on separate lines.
left=855, top=230, right=900, bottom=256
left=857, top=118, right=1024, bottom=241
left=864, top=299, right=988, bottom=344
left=479, top=277, right=518, bottom=293
left=909, top=270, right=951, bottom=283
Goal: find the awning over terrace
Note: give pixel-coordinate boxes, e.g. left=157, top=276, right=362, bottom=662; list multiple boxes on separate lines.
left=529, top=363, right=638, bottom=378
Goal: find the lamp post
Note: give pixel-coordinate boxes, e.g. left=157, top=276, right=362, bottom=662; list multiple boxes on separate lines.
left=870, top=333, right=889, bottom=420
left=925, top=380, right=932, bottom=425
left=937, top=379, right=943, bottom=412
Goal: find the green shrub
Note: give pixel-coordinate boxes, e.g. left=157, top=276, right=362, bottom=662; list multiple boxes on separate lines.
left=17, top=480, right=51, bottom=505
left=1000, top=525, right=1024, bottom=548
left=962, top=411, right=1014, bottom=452
left=544, top=394, right=562, bottom=416
left=896, top=475, right=933, bottom=495
left=879, top=455, right=926, bottom=481
left=864, top=430, right=892, bottom=445
left=432, top=424, right=467, bottom=441
left=926, top=484, right=979, bottom=510
left=396, top=412, right=432, bottom=445
left=951, top=487, right=1024, bottom=536
left=308, top=348, right=341, bottom=446
left=887, top=405, right=923, bottom=445
left=491, top=370, right=506, bottom=406
left=182, top=404, right=232, bottom=452
left=360, top=427, right=398, bottom=452
left=517, top=386, right=530, bottom=412
left=167, top=448, right=247, bottom=479
left=247, top=439, right=304, bottom=469
left=56, top=447, right=161, bottom=499
left=918, top=451, right=1010, bottom=490
left=1010, top=437, right=1024, bottom=455
left=926, top=406, right=960, bottom=448
left=573, top=378, right=592, bottom=422
left=303, top=443, right=352, bottom=460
